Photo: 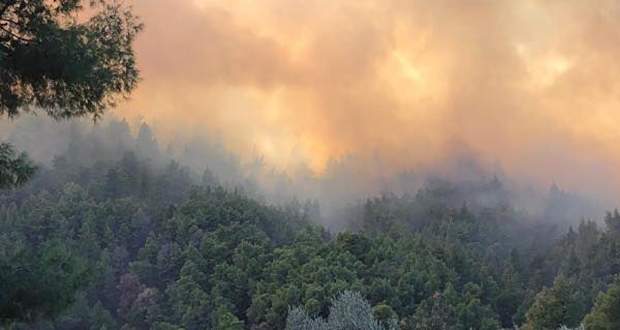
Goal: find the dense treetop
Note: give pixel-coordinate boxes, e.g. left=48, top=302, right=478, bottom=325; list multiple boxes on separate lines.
left=1, top=1, right=617, bottom=329
left=0, top=124, right=619, bottom=329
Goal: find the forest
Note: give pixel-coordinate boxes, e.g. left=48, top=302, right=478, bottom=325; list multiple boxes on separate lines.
left=1, top=119, right=620, bottom=330
left=3, top=0, right=620, bottom=329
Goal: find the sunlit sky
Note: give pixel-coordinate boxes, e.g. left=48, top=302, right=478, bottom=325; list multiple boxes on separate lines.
left=114, top=0, right=620, bottom=195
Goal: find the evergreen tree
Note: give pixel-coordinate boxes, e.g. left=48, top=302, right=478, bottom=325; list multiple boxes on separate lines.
left=411, top=292, right=459, bottom=330
left=286, top=291, right=397, bottom=330
left=0, top=143, right=35, bottom=189
left=0, top=241, right=92, bottom=323
left=522, top=274, right=586, bottom=330
left=582, top=276, right=620, bottom=330
left=0, top=0, right=142, bottom=118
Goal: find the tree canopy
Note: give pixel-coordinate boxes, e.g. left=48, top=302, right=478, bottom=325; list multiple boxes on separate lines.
left=0, top=0, right=142, bottom=119
left=2, top=123, right=620, bottom=329
left=0, top=0, right=142, bottom=323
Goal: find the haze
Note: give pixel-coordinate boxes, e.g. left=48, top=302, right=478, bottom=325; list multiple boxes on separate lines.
left=105, top=0, right=620, bottom=201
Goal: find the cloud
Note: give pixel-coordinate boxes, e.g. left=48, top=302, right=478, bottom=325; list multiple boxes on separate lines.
left=113, top=0, right=620, bottom=198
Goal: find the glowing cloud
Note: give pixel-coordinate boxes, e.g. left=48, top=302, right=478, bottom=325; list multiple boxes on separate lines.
left=113, top=0, right=620, bottom=196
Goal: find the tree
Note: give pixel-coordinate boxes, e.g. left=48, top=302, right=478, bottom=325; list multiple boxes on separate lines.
left=327, top=290, right=384, bottom=330
left=411, top=292, right=459, bottom=330
left=0, top=0, right=142, bottom=118
left=211, top=306, right=245, bottom=330
left=582, top=275, right=620, bottom=330
left=522, top=274, right=586, bottom=330
left=117, top=273, right=146, bottom=323
left=286, top=290, right=398, bottom=330
left=0, top=0, right=142, bottom=323
left=0, top=241, right=92, bottom=323
left=496, top=249, right=524, bottom=327
left=1, top=0, right=142, bottom=189
left=136, top=123, right=160, bottom=161
left=165, top=261, right=211, bottom=330
left=0, top=143, right=35, bottom=189
left=286, top=306, right=328, bottom=330
left=604, top=210, right=620, bottom=237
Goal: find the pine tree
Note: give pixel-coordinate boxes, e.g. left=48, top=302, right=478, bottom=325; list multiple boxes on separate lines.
left=582, top=276, right=620, bottom=330
left=286, top=291, right=398, bottom=330
left=0, top=143, right=36, bottom=189
left=522, top=274, right=586, bottom=330
left=412, top=292, right=459, bottom=330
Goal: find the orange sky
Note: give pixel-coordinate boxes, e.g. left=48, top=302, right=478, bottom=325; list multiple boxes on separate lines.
left=114, top=0, right=620, bottom=196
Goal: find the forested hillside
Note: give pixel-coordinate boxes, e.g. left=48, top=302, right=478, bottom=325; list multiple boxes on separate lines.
left=1, top=123, right=620, bottom=330
left=4, top=0, right=620, bottom=329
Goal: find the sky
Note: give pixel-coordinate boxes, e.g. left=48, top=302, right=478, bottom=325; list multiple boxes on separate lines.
left=112, top=0, right=620, bottom=197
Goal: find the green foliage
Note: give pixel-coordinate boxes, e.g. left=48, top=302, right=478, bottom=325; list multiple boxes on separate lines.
left=212, top=306, right=245, bottom=330
left=582, top=275, right=620, bottom=330
left=1, top=2, right=141, bottom=320
left=0, top=240, right=92, bottom=323
left=604, top=210, right=620, bottom=237
left=1, top=134, right=620, bottom=329
left=411, top=292, right=459, bottom=330
left=522, top=274, right=586, bottom=330
left=286, top=290, right=397, bottom=330
left=373, top=303, right=397, bottom=329
left=0, top=0, right=142, bottom=118
left=0, top=143, right=36, bottom=189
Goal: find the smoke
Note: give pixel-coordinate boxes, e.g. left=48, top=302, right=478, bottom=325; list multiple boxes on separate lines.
left=1, top=115, right=604, bottom=233
left=101, top=0, right=620, bottom=203
left=2, top=0, right=620, bottom=225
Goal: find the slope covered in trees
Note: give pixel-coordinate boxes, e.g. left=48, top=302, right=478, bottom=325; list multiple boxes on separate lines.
left=1, top=1, right=616, bottom=329
left=1, top=124, right=619, bottom=329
